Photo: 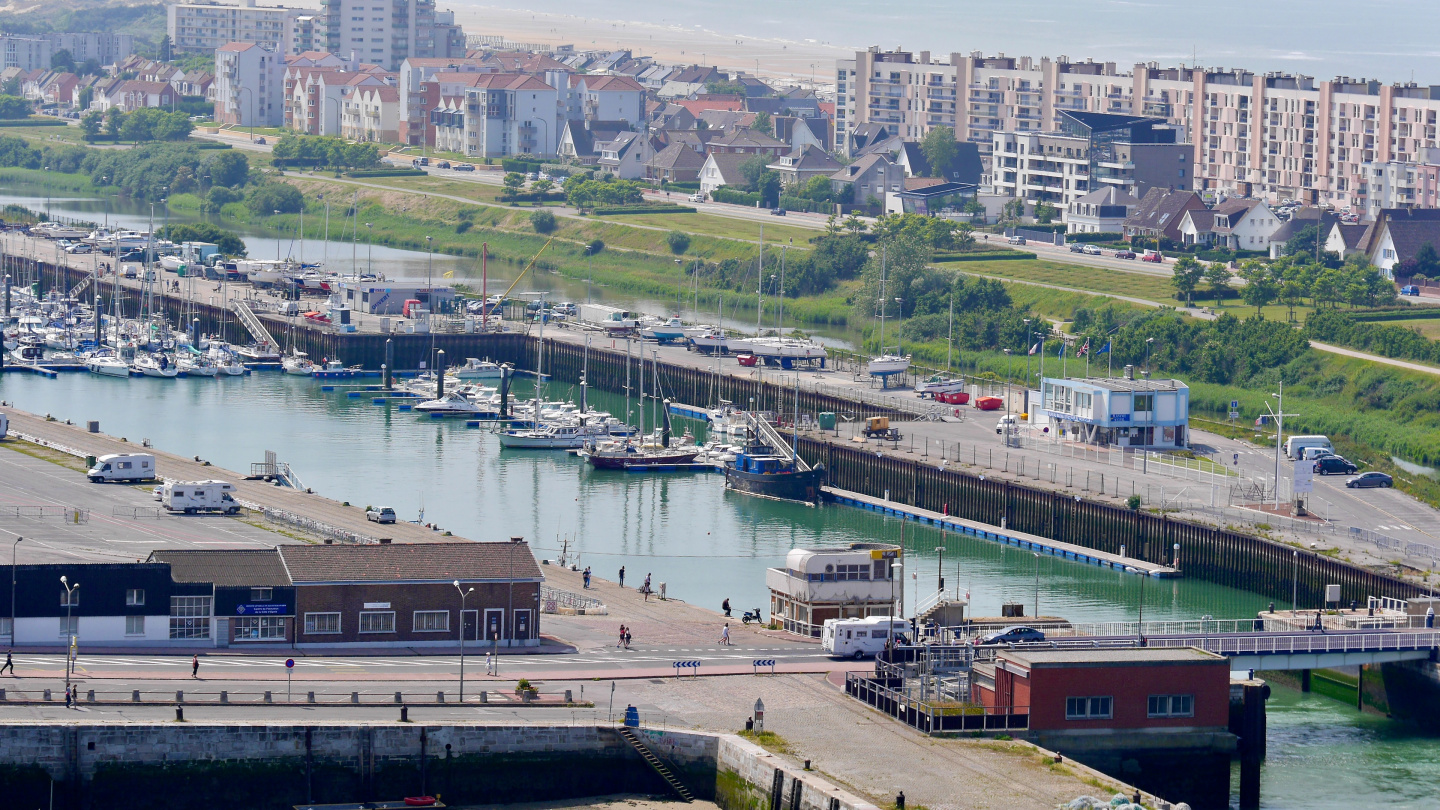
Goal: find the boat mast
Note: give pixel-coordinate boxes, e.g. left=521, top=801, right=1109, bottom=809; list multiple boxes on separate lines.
left=878, top=246, right=887, bottom=356
left=756, top=223, right=763, bottom=337
left=625, top=335, right=633, bottom=436
left=947, top=295, right=954, bottom=372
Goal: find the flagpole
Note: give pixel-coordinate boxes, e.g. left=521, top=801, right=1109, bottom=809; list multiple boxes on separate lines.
left=1062, top=341, right=1068, bottom=379
left=1085, top=343, right=1091, bottom=378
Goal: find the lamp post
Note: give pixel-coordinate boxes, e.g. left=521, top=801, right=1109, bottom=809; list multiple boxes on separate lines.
left=507, top=536, right=524, bottom=651
left=1124, top=567, right=1146, bottom=639
left=425, top=235, right=433, bottom=329
left=236, top=86, right=255, bottom=144
left=934, top=545, right=945, bottom=597
left=888, top=561, right=903, bottom=652
left=1023, top=318, right=1032, bottom=383
left=453, top=580, right=473, bottom=702
left=1003, top=348, right=1012, bottom=427
left=585, top=244, right=594, bottom=304
left=1143, top=336, right=1155, bottom=373
left=60, top=575, right=78, bottom=694
left=674, top=258, right=684, bottom=316
left=365, top=223, right=373, bottom=277
left=1033, top=552, right=1041, bottom=620
left=9, top=536, right=21, bottom=645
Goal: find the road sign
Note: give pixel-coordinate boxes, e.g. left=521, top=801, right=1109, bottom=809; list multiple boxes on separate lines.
left=1293, top=459, right=1315, bottom=494
left=1230, top=400, right=1239, bottom=410
left=285, top=659, right=295, bottom=669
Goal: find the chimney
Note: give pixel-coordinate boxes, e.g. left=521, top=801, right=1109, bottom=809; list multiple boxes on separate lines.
left=1123, top=364, right=1134, bottom=380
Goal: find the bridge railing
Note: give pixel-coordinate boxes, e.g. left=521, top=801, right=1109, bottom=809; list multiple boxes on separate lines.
left=1147, top=630, right=1440, bottom=656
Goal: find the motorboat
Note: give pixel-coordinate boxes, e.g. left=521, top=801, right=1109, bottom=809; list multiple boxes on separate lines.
left=498, top=420, right=611, bottom=449
left=132, top=353, right=179, bottom=378
left=915, top=374, right=966, bottom=396
left=450, top=357, right=504, bottom=380
left=689, top=330, right=730, bottom=354
left=234, top=343, right=282, bottom=362
left=413, top=391, right=495, bottom=416
left=749, top=337, right=827, bottom=364
left=639, top=316, right=688, bottom=343
left=32, top=222, right=90, bottom=240
left=8, top=336, right=45, bottom=364
left=178, top=353, right=218, bottom=377
left=84, top=351, right=131, bottom=377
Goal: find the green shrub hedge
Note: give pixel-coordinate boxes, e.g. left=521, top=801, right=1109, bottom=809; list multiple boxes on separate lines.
left=0, top=118, right=65, bottom=128
left=1064, top=231, right=1123, bottom=243
left=709, top=187, right=762, bottom=207
left=932, top=251, right=1037, bottom=262
left=346, top=168, right=426, bottom=178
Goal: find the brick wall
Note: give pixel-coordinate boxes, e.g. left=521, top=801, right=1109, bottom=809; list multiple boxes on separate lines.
left=294, top=581, right=540, bottom=647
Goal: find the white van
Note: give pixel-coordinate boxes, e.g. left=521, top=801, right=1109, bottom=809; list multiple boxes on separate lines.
left=162, top=480, right=240, bottom=514
left=822, top=616, right=911, bottom=659
left=1284, top=435, right=1333, bottom=460
left=0, top=412, right=8, bottom=438
left=88, top=453, right=157, bottom=483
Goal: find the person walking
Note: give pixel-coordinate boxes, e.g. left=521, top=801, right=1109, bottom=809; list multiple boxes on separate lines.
left=0, top=650, right=13, bottom=676
left=617, top=625, right=627, bottom=649
left=624, top=627, right=632, bottom=649
left=191, top=654, right=199, bottom=678
left=719, top=624, right=731, bottom=646
left=583, top=567, right=592, bottom=589
left=722, top=598, right=731, bottom=618
left=618, top=566, right=626, bottom=588
left=64, top=684, right=73, bottom=709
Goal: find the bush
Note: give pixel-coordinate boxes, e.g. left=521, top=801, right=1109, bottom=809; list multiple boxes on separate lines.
left=202, top=185, right=242, bottom=212
left=587, top=239, right=604, bottom=254
left=245, top=183, right=303, bottom=216
left=530, top=209, right=557, bottom=234
left=501, top=158, right=542, bottom=175
left=1065, top=231, right=1123, bottom=244
left=455, top=220, right=472, bottom=234
left=666, top=230, right=691, bottom=254
left=709, top=187, right=762, bottom=207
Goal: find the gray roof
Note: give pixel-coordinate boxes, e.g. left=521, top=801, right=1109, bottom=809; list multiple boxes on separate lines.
left=703, top=152, right=753, bottom=185
left=651, top=141, right=707, bottom=171
left=279, top=541, right=542, bottom=584
left=1075, top=186, right=1140, bottom=206
left=1001, top=648, right=1226, bottom=667
left=898, top=142, right=930, bottom=176
left=770, top=143, right=841, bottom=172
left=1123, top=188, right=1204, bottom=236
left=831, top=152, right=894, bottom=182
left=150, top=549, right=291, bottom=587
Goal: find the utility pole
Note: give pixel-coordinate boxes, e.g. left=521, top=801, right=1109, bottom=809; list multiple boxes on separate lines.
left=1264, top=380, right=1299, bottom=510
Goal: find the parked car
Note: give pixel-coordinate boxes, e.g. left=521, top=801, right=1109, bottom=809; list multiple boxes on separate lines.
left=1346, top=472, right=1393, bottom=489
left=526, top=172, right=538, bottom=181
left=366, top=506, right=397, bottom=523
left=770, top=207, right=787, bottom=216
left=1316, top=456, right=1358, bottom=475
left=995, top=414, right=1018, bottom=435
left=1082, top=244, right=1103, bottom=255
left=689, top=192, right=706, bottom=203
left=1401, top=285, right=1421, bottom=296
left=1142, top=250, right=1165, bottom=263
left=1113, top=249, right=1137, bottom=259
left=454, top=163, right=475, bottom=172
left=977, top=626, right=1046, bottom=645
left=65, top=244, right=93, bottom=254
left=1007, top=235, right=1026, bottom=245
left=254, top=136, right=266, bottom=145
left=1068, top=243, right=1084, bottom=252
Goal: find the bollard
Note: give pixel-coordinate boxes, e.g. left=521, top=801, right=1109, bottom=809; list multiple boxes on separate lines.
left=479, top=691, right=487, bottom=704
left=176, top=690, right=183, bottom=703
left=132, top=690, right=140, bottom=703
left=804, top=760, right=811, bottom=771
left=395, top=691, right=403, bottom=704
left=307, top=691, right=316, bottom=704
left=176, top=706, right=183, bottom=722
left=351, top=692, right=359, bottom=704
left=400, top=705, right=409, bottom=722
left=564, top=689, right=572, bottom=704
left=436, top=691, right=445, bottom=704
left=44, top=689, right=51, bottom=701
left=87, top=690, right=94, bottom=702
left=264, top=691, right=272, bottom=704
left=522, top=691, right=534, bottom=704
left=220, top=691, right=228, bottom=704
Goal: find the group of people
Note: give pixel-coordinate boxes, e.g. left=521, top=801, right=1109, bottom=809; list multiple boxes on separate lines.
left=616, top=625, right=632, bottom=650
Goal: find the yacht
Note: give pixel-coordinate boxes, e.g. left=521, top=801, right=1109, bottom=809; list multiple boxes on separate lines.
left=84, top=350, right=131, bottom=377
left=915, top=375, right=965, bottom=396
left=689, top=329, right=730, bottom=354
left=282, top=350, right=315, bottom=376
left=749, top=337, right=828, bottom=363
left=498, top=420, right=610, bottom=450
left=450, top=358, right=504, bottom=380
left=413, top=391, right=495, bottom=416
left=178, top=353, right=219, bottom=377
left=866, top=354, right=912, bottom=377
left=132, top=353, right=179, bottom=378
left=639, top=316, right=688, bottom=343
left=8, top=336, right=45, bottom=364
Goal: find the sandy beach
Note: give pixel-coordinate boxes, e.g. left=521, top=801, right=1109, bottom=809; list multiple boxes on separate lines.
left=451, top=4, right=847, bottom=89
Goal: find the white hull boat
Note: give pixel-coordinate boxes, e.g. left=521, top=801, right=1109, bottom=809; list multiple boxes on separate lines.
left=451, top=358, right=503, bottom=379
left=133, top=355, right=179, bottom=378
left=498, top=421, right=610, bottom=449
left=85, top=356, right=131, bottom=377
left=866, top=354, right=911, bottom=377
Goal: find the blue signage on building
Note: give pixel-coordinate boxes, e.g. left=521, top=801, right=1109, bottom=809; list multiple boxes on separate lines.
left=237, top=603, right=285, bottom=615
left=1112, top=414, right=1130, bottom=422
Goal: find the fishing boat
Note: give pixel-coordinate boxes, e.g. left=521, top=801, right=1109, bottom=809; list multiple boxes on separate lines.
left=723, top=433, right=825, bottom=503
left=450, top=357, right=503, bottom=380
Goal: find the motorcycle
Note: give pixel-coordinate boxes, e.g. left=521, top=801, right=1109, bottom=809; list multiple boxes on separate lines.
left=741, top=608, right=764, bottom=625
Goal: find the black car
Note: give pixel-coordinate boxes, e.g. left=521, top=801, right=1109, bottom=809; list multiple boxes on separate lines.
left=977, top=626, right=1046, bottom=645
left=1069, top=243, right=1085, bottom=253
left=770, top=207, right=787, bottom=216
left=1315, top=456, right=1357, bottom=475
left=1346, top=472, right=1393, bottom=489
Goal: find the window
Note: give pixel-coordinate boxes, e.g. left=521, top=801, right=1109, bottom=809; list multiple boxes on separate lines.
left=1133, top=394, right=1154, bottom=414
left=251, top=587, right=273, bottom=602
left=413, top=611, right=449, bottom=632
left=1148, top=694, right=1194, bottom=718
left=0, top=617, right=10, bottom=639
left=305, top=612, right=341, bottom=634
left=235, top=616, right=286, bottom=640
left=60, top=589, right=79, bottom=607
left=60, top=616, right=78, bottom=637
left=359, top=611, right=395, bottom=633
left=126, top=589, right=145, bottom=606
left=1065, top=696, right=1113, bottom=720
left=125, top=615, right=145, bottom=636
left=169, top=596, right=212, bottom=640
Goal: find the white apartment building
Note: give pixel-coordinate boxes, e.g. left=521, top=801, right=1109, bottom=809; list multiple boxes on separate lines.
left=320, top=0, right=464, bottom=72
left=48, top=33, right=135, bottom=66
left=841, top=48, right=1440, bottom=214
left=431, top=73, right=559, bottom=158
left=167, top=0, right=306, bottom=55
left=340, top=83, right=398, bottom=142
left=215, top=41, right=285, bottom=127
left=0, top=37, right=52, bottom=72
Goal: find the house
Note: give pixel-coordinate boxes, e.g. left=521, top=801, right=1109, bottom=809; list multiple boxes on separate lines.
left=1066, top=187, right=1139, bottom=234
left=773, top=115, right=830, bottom=153
left=1324, top=221, right=1370, bottom=259
left=594, top=130, right=654, bottom=180
left=557, top=119, right=630, bottom=165
left=648, top=141, right=707, bottom=183
left=706, top=127, right=788, bottom=157
left=100, top=80, right=177, bottom=112
left=1266, top=208, right=1340, bottom=259
left=830, top=152, right=903, bottom=207
left=846, top=122, right=892, bottom=156
left=429, top=73, right=559, bottom=158
left=1123, top=188, right=1207, bottom=244
left=574, top=74, right=645, bottom=126
left=766, top=144, right=842, bottom=189
left=765, top=543, right=902, bottom=637
left=694, top=108, right=746, bottom=133
left=1177, top=199, right=1279, bottom=251
left=174, top=69, right=214, bottom=99
left=699, top=152, right=753, bottom=196
left=651, top=103, right=696, bottom=131
left=1361, top=208, right=1440, bottom=279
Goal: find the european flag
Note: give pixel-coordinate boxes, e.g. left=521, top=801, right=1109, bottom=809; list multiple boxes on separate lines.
left=1096, top=340, right=1112, bottom=355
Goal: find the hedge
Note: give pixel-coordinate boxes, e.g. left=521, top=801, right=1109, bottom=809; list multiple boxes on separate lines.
left=709, top=187, right=762, bottom=206
left=933, top=251, right=1037, bottom=262
left=592, top=205, right=697, bottom=215
left=779, top=195, right=832, bottom=214
left=1195, top=248, right=1267, bottom=262
left=347, top=168, right=426, bottom=178
left=192, top=141, right=231, bottom=150
left=501, top=158, right=544, bottom=175
left=499, top=192, right=566, bottom=204
left=1352, top=307, right=1440, bottom=323
left=0, top=118, right=66, bottom=127
left=1064, top=231, right=1123, bottom=243
left=660, top=181, right=700, bottom=192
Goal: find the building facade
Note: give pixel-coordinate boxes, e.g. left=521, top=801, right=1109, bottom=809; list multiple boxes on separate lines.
left=319, top=0, right=464, bottom=72
left=429, top=73, right=558, bottom=158
left=0, top=37, right=52, bottom=72
left=167, top=0, right=306, bottom=55
left=1035, top=371, right=1190, bottom=449
left=765, top=543, right=902, bottom=638
left=48, top=33, right=135, bottom=66
left=215, top=41, right=285, bottom=127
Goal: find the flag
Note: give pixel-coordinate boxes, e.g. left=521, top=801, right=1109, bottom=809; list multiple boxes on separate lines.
left=1096, top=340, right=1111, bottom=355
left=1077, top=339, right=1090, bottom=357
left=1027, top=341, right=1040, bottom=356
left=1057, top=341, right=1066, bottom=358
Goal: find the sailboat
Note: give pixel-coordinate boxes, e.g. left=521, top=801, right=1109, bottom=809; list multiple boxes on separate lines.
left=584, top=349, right=699, bottom=469
left=866, top=246, right=911, bottom=382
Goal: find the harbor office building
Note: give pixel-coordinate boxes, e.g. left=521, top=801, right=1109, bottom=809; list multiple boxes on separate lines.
left=1, top=541, right=542, bottom=649
left=766, top=543, right=902, bottom=638
left=1033, top=371, right=1190, bottom=449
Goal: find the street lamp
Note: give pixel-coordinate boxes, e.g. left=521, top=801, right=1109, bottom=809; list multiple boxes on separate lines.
left=933, top=546, right=945, bottom=596
left=9, top=536, right=21, bottom=645
left=1003, top=348, right=1013, bottom=429
left=585, top=244, right=594, bottom=305
left=888, top=561, right=903, bottom=652
left=1143, top=337, right=1155, bottom=373
left=1124, top=567, right=1147, bottom=640
left=507, top=536, right=524, bottom=653
left=1033, top=552, right=1041, bottom=620
left=60, top=575, right=78, bottom=695
left=453, top=580, right=473, bottom=702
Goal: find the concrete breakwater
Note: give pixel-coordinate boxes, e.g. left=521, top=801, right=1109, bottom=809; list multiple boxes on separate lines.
left=0, top=722, right=878, bottom=810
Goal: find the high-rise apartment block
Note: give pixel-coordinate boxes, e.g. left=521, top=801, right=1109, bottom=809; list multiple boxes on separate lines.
left=840, top=47, right=1440, bottom=212
left=0, top=37, right=54, bottom=71
left=215, top=41, right=285, bottom=127
left=168, top=0, right=307, bottom=55
left=320, top=0, right=464, bottom=71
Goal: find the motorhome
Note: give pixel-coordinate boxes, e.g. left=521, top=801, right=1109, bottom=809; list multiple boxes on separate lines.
left=578, top=303, right=638, bottom=332
left=87, top=453, right=157, bottom=483
left=161, top=480, right=240, bottom=514
left=822, top=616, right=911, bottom=659
left=1284, top=435, right=1332, bottom=460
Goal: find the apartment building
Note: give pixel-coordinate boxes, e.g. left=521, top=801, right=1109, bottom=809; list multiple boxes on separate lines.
left=48, top=33, right=135, bottom=66
left=341, top=83, right=399, bottom=142
left=215, top=41, right=285, bottom=127
left=320, top=0, right=465, bottom=72
left=167, top=0, right=306, bottom=55
left=430, top=73, right=558, bottom=158
left=841, top=47, right=1440, bottom=214
left=1359, top=147, right=1440, bottom=218
left=398, top=57, right=486, bottom=145
left=0, top=37, right=53, bottom=72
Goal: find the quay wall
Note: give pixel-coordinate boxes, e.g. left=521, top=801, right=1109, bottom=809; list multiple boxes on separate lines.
left=0, top=722, right=876, bottom=810
left=29, top=262, right=1425, bottom=606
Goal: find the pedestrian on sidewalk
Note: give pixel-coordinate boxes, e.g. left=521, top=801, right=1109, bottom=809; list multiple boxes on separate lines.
left=720, top=624, right=731, bottom=646
left=617, top=625, right=627, bottom=649
left=618, top=566, right=626, bottom=588
left=722, top=598, right=731, bottom=618
left=583, top=567, right=591, bottom=589
left=0, top=650, right=13, bottom=676
left=191, top=654, right=199, bottom=678
left=625, top=628, right=632, bottom=649
left=64, top=685, right=73, bottom=708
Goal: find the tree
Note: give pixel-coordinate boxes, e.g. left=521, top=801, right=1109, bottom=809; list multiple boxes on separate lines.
left=205, top=150, right=249, bottom=188
left=1412, top=242, right=1440, bottom=280
left=529, top=209, right=556, bottom=234
left=704, top=79, right=746, bottom=96
left=245, top=183, right=304, bottom=216
left=50, top=49, right=75, bottom=72
left=501, top=172, right=525, bottom=197
left=1034, top=201, right=1058, bottom=224
left=104, top=107, right=122, bottom=139
left=752, top=111, right=772, bottom=136
left=79, top=110, right=102, bottom=140
left=0, top=95, right=30, bottom=120
left=1239, top=261, right=1279, bottom=314
left=1000, top=198, right=1025, bottom=223
left=1170, top=255, right=1204, bottom=304
left=531, top=178, right=554, bottom=195
left=158, top=222, right=245, bottom=256
left=757, top=171, right=781, bottom=208
left=962, top=198, right=986, bottom=216
left=152, top=112, right=193, bottom=141
left=1280, top=278, right=1305, bottom=322
left=76, top=86, right=93, bottom=111
left=666, top=230, right=691, bottom=254
left=1204, top=262, right=1231, bottom=308
left=842, top=214, right=867, bottom=235
left=0, top=77, right=18, bottom=97
left=920, top=126, right=959, bottom=179
left=738, top=154, right=770, bottom=191
left=158, top=35, right=173, bottom=63
left=118, top=110, right=154, bottom=142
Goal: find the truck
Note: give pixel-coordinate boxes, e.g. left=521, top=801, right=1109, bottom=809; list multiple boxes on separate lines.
left=87, top=453, right=157, bottom=483
left=161, top=480, right=240, bottom=514
left=822, top=617, right=912, bottom=659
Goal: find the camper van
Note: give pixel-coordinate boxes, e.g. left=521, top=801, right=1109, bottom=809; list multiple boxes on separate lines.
left=822, top=616, right=911, bottom=659
left=87, top=453, right=157, bottom=483
left=161, top=480, right=240, bottom=514
left=1284, top=435, right=1333, bottom=460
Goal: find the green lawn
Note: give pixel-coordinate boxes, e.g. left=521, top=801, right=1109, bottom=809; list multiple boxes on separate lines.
left=4, top=124, right=90, bottom=145
left=1364, top=318, right=1440, bottom=339
left=947, top=259, right=1176, bottom=303
left=589, top=211, right=818, bottom=245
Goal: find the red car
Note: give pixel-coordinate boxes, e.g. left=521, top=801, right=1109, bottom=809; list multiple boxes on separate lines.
left=1113, top=249, right=1137, bottom=259
left=1141, top=250, right=1164, bottom=263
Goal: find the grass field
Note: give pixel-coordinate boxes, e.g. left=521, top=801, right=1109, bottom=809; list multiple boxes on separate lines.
left=950, top=258, right=1176, bottom=302
left=3, top=123, right=90, bottom=146
left=1367, top=318, right=1440, bottom=339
